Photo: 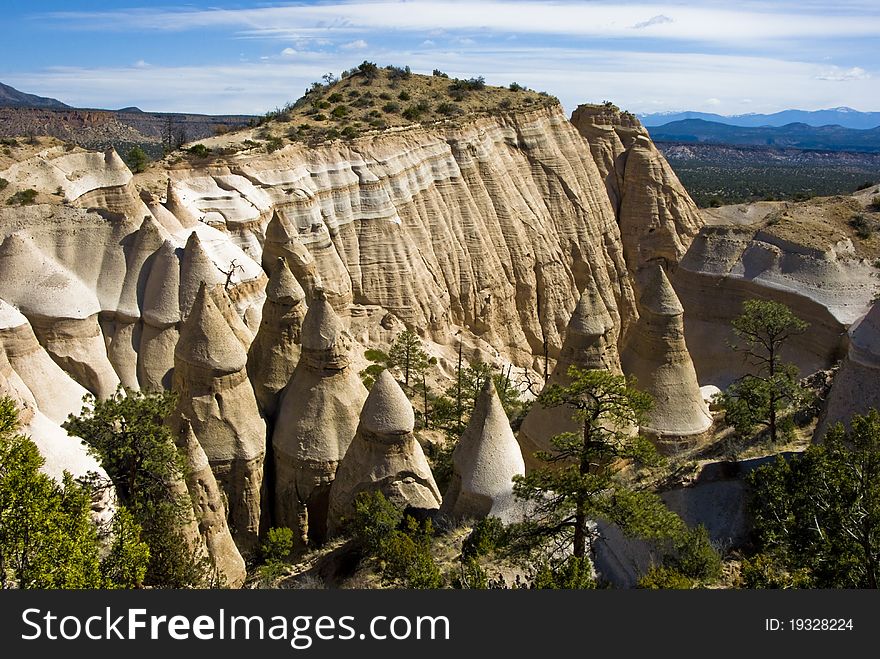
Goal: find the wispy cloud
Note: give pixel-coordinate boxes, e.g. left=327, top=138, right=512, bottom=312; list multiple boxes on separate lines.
left=815, top=66, right=870, bottom=81
left=340, top=39, right=368, bottom=50
left=633, top=14, right=673, bottom=29
left=42, top=2, right=880, bottom=43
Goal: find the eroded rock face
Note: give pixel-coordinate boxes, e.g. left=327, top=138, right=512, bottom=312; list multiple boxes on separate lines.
left=327, top=370, right=441, bottom=536
left=174, top=419, right=247, bottom=588
left=621, top=264, right=712, bottom=451
left=815, top=303, right=880, bottom=439
left=272, top=289, right=367, bottom=547
left=170, top=283, right=266, bottom=553
left=571, top=105, right=703, bottom=275
left=518, top=281, right=622, bottom=471
left=247, top=257, right=307, bottom=417
left=440, top=379, right=525, bottom=523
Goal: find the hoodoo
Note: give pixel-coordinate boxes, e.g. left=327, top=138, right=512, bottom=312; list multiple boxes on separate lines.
left=440, top=378, right=525, bottom=522
left=272, top=288, right=367, bottom=547
left=248, top=257, right=307, bottom=417
left=621, top=264, right=712, bottom=451
left=170, top=283, right=266, bottom=552
left=518, top=282, right=622, bottom=471
left=175, top=419, right=247, bottom=588
left=327, top=370, right=441, bottom=535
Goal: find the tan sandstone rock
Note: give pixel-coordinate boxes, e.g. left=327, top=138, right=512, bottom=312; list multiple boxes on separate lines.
left=327, top=370, right=441, bottom=535
left=815, top=302, right=880, bottom=438
left=440, top=378, right=525, bottom=522
left=170, top=283, right=266, bottom=553
left=175, top=419, right=247, bottom=588
left=518, top=281, right=622, bottom=471
left=621, top=264, right=712, bottom=452
left=247, top=256, right=307, bottom=417
left=272, top=288, right=367, bottom=547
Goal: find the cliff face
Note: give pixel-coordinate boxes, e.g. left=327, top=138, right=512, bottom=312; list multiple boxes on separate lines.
left=0, top=94, right=706, bottom=567
left=170, top=105, right=636, bottom=366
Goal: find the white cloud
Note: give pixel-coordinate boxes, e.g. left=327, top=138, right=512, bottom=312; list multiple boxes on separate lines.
left=43, top=2, right=880, bottom=43
left=815, top=66, right=870, bottom=81
left=704, top=97, right=722, bottom=105
left=421, top=39, right=436, bottom=47
left=632, top=14, right=673, bottom=29
left=340, top=39, right=368, bottom=50
left=281, top=47, right=297, bottom=56
left=133, top=59, right=150, bottom=68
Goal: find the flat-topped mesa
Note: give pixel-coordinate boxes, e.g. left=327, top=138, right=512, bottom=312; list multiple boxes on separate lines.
left=272, top=288, right=367, bottom=548
left=139, top=239, right=181, bottom=391
left=176, top=419, right=247, bottom=588
left=815, top=302, right=880, bottom=438
left=170, top=283, right=266, bottom=553
left=247, top=257, right=308, bottom=417
left=517, top=281, right=622, bottom=472
left=621, top=264, right=712, bottom=452
left=327, top=370, right=441, bottom=536
left=440, top=378, right=525, bottom=523
left=179, top=231, right=225, bottom=321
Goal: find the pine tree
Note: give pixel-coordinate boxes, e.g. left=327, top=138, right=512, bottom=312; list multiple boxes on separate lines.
left=509, top=367, right=683, bottom=572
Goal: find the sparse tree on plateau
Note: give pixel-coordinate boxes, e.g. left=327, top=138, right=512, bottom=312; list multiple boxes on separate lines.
left=718, top=299, right=808, bottom=443
left=509, top=367, right=683, bottom=570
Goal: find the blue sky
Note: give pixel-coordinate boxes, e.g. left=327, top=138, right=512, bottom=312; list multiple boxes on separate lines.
left=1, top=1, right=878, bottom=116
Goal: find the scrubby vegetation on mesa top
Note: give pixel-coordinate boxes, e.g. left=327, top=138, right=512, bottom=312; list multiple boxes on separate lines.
left=251, top=62, right=557, bottom=148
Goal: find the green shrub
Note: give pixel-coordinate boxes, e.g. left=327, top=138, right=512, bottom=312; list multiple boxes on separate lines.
left=461, top=517, right=506, bottom=559
left=849, top=213, right=873, bottom=239
left=402, top=101, right=430, bottom=121
left=397, top=91, right=411, bottom=101
left=6, top=188, right=37, bottom=206
left=871, top=195, right=880, bottom=210
left=432, top=69, right=449, bottom=78
left=348, top=491, right=403, bottom=554
left=637, top=565, right=693, bottom=589
left=508, top=82, right=525, bottom=91
left=387, top=65, right=412, bottom=81
left=341, top=126, right=358, bottom=139
left=261, top=527, right=294, bottom=563
left=0, top=178, right=8, bottom=191
left=740, top=553, right=812, bottom=589
left=187, top=144, right=210, bottom=158
left=330, top=105, right=349, bottom=119
left=125, top=146, right=149, bottom=173
left=313, top=113, right=327, bottom=121
left=328, top=93, right=344, bottom=103
left=666, top=525, right=722, bottom=582
left=382, top=102, right=399, bottom=113
left=358, top=60, right=379, bottom=80
left=436, top=102, right=458, bottom=116
left=315, top=100, right=331, bottom=110
left=265, top=136, right=284, bottom=153
left=498, top=98, right=512, bottom=110
left=532, top=556, right=596, bottom=589
left=382, top=517, right=443, bottom=588
left=378, top=92, right=392, bottom=100
left=449, top=76, right=485, bottom=92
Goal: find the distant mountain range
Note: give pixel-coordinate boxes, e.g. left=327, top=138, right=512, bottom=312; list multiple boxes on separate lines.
left=639, top=107, right=880, bottom=130
left=647, top=119, right=880, bottom=153
left=0, top=82, right=70, bottom=110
